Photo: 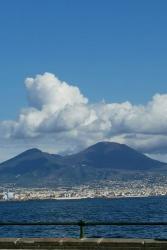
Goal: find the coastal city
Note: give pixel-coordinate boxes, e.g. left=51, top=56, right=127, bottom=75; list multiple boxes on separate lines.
left=1, top=177, right=167, bottom=201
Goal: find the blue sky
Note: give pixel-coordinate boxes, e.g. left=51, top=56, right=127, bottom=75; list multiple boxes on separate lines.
left=1, top=0, right=167, bottom=119
left=1, top=0, right=167, bottom=161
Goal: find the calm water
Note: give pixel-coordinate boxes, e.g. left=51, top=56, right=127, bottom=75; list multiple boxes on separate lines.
left=0, top=196, right=167, bottom=238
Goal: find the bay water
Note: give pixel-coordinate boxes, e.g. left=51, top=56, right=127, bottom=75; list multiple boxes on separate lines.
left=0, top=196, right=167, bottom=238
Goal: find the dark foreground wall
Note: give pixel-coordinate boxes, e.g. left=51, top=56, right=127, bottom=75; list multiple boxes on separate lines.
left=0, top=238, right=167, bottom=250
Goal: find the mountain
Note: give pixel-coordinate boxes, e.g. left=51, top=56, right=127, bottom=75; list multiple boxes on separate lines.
left=0, top=142, right=166, bottom=187
left=64, top=142, right=164, bottom=170
left=0, top=148, right=64, bottom=186
left=0, top=148, right=62, bottom=173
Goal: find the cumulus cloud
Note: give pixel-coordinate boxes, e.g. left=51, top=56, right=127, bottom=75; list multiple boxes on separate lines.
left=25, top=73, right=88, bottom=111
left=1, top=72, right=167, bottom=161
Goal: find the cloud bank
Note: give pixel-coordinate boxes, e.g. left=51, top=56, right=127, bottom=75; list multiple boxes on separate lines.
left=1, top=72, right=167, bottom=161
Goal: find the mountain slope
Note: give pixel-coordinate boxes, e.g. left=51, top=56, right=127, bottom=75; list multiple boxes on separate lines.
left=0, top=148, right=62, bottom=173
left=0, top=142, right=166, bottom=187
left=0, top=148, right=64, bottom=186
left=64, top=142, right=164, bottom=170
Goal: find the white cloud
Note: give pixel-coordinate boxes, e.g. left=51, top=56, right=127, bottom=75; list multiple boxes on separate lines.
left=25, top=72, right=88, bottom=111
left=1, top=72, right=167, bottom=161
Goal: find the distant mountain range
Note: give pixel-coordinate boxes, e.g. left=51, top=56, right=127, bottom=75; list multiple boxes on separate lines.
left=0, top=142, right=166, bottom=187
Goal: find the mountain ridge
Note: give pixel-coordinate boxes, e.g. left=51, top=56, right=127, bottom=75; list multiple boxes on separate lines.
left=63, top=141, right=164, bottom=170
left=0, top=141, right=166, bottom=187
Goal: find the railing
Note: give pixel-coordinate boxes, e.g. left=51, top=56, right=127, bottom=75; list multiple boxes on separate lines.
left=1, top=221, right=167, bottom=238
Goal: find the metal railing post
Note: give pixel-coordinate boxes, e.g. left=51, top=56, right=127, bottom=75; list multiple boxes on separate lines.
left=79, top=220, right=85, bottom=238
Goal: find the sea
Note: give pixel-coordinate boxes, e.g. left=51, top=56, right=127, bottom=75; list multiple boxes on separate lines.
left=0, top=196, right=167, bottom=239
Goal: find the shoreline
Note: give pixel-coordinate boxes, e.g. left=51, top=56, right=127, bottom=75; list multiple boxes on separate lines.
left=1, top=194, right=167, bottom=202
